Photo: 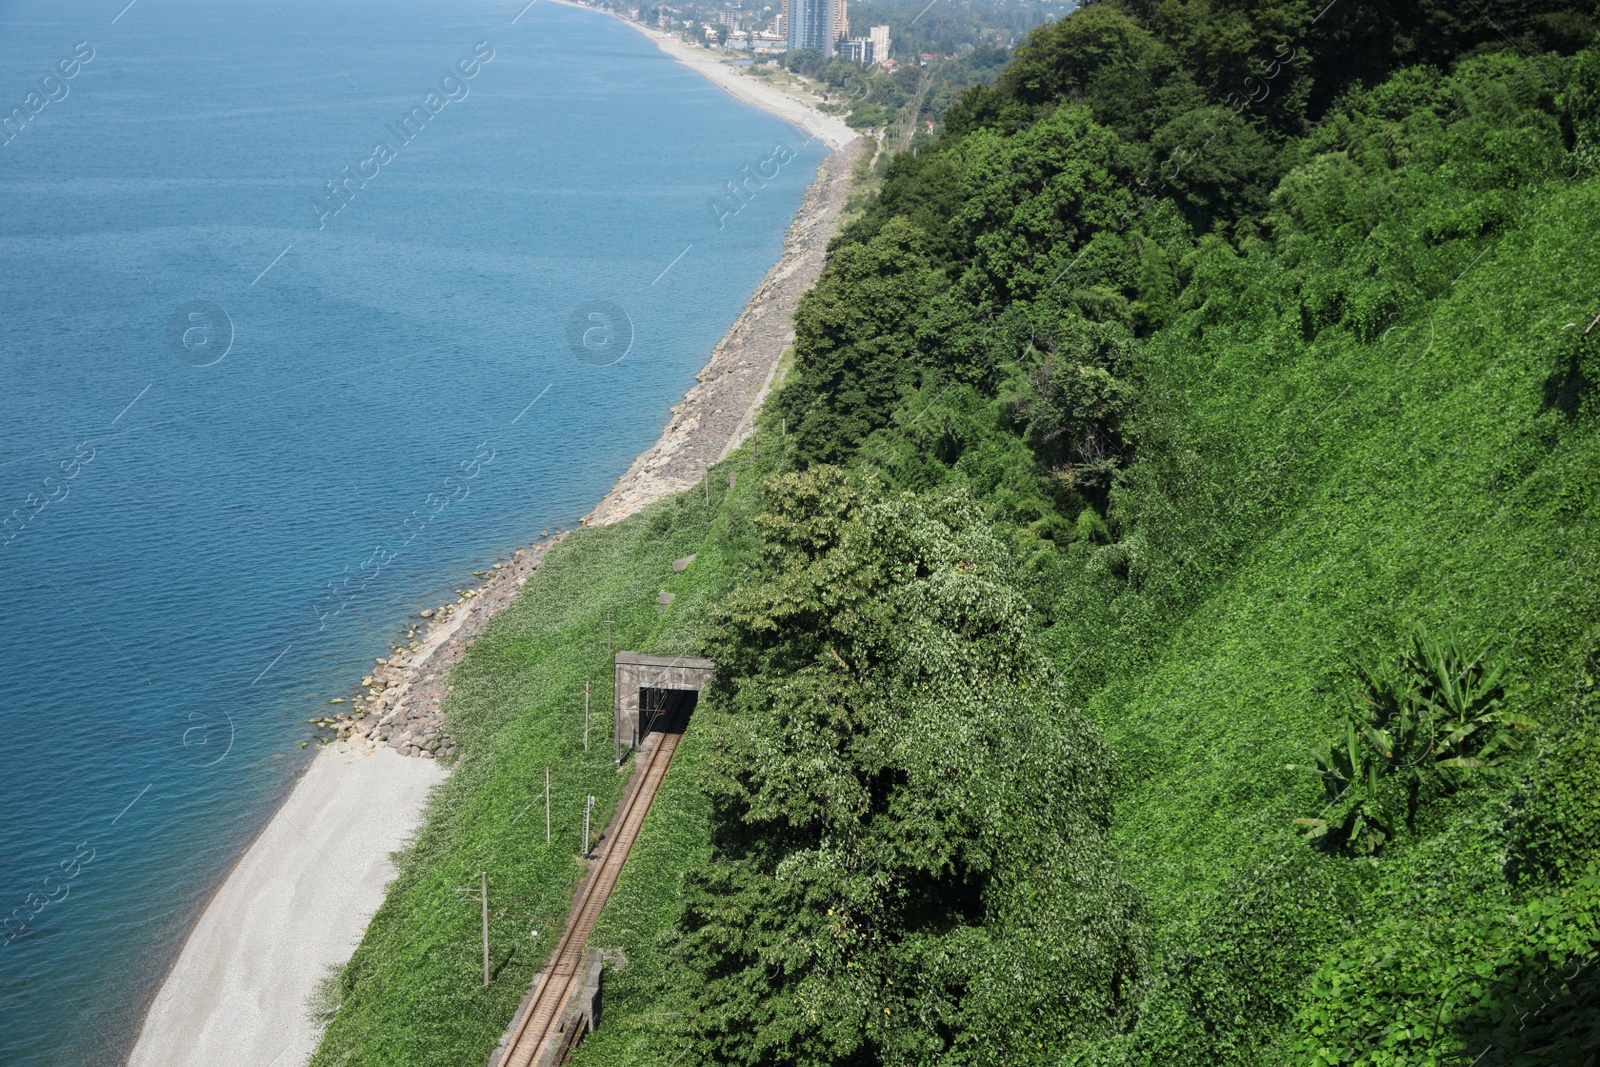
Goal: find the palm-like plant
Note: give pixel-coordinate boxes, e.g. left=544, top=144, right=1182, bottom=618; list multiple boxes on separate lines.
left=1291, top=690, right=1430, bottom=854
left=1289, top=625, right=1534, bottom=854
left=1399, top=626, right=1534, bottom=767
left=1291, top=714, right=1394, bottom=853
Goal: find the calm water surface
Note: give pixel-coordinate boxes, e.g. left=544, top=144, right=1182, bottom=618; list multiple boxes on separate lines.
left=0, top=0, right=824, bottom=1061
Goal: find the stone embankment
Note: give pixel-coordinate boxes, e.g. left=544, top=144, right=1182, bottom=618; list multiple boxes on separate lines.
left=582, top=135, right=868, bottom=527
left=310, top=533, right=568, bottom=761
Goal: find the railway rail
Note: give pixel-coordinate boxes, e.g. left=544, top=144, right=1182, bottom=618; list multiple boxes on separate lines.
left=496, top=704, right=686, bottom=1067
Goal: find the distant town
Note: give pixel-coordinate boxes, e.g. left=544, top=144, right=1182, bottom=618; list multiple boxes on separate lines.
left=577, top=0, right=1073, bottom=143
left=625, top=0, right=918, bottom=66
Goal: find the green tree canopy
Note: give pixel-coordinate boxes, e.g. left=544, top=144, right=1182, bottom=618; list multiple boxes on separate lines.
left=673, top=470, right=1147, bottom=1065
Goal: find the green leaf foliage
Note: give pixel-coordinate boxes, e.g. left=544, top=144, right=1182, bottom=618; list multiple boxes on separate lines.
left=671, top=470, right=1148, bottom=1065
left=776, top=220, right=941, bottom=466
left=1290, top=626, right=1534, bottom=854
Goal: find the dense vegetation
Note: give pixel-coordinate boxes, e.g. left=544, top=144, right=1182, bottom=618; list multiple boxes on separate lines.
left=315, top=1, right=1600, bottom=1063
left=586, top=0, right=1600, bottom=1064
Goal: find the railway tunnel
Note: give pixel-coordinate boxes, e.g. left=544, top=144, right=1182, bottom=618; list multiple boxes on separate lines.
left=612, top=651, right=714, bottom=764
left=494, top=651, right=717, bottom=1067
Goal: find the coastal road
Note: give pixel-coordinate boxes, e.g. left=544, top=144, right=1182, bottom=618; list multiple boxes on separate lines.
left=494, top=703, right=687, bottom=1067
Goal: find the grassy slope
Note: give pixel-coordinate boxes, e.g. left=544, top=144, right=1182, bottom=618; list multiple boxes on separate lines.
left=309, top=458, right=758, bottom=1067
left=569, top=176, right=1600, bottom=1061
left=1085, top=171, right=1600, bottom=1056
left=1121, top=175, right=1600, bottom=877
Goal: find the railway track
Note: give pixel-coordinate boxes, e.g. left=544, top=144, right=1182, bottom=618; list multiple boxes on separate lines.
left=496, top=707, right=685, bottom=1067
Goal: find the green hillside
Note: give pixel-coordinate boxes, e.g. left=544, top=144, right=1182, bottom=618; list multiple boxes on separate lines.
left=313, top=2, right=1600, bottom=1063
left=575, top=2, right=1600, bottom=1064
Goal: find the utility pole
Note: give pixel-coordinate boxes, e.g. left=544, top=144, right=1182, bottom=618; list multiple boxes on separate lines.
left=582, top=795, right=595, bottom=857
left=604, top=615, right=614, bottom=657
left=584, top=680, right=591, bottom=753
left=453, top=872, right=491, bottom=987
left=545, top=765, right=551, bottom=846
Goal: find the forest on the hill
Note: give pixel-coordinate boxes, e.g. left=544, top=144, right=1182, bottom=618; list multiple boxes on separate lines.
left=310, top=2, right=1600, bottom=1064
left=594, top=1, right=1600, bottom=1063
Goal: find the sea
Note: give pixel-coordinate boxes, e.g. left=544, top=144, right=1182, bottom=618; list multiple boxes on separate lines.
left=0, top=0, right=825, bottom=1061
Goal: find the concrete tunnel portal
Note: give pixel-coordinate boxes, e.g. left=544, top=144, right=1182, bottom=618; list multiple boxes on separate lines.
left=612, top=651, right=715, bottom=764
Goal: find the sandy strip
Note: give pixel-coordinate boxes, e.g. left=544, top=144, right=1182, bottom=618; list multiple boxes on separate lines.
left=550, top=0, right=859, bottom=149
left=122, top=535, right=560, bottom=1067
left=126, top=747, right=445, bottom=1067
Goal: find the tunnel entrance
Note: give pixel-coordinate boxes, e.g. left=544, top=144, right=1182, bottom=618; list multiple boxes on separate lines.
left=637, top=687, right=697, bottom=738
left=613, top=652, right=715, bottom=764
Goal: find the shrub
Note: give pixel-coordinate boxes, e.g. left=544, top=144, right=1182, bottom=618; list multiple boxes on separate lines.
left=1290, top=627, right=1534, bottom=854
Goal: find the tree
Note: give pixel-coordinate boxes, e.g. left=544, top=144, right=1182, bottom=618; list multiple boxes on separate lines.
left=774, top=219, right=941, bottom=465
left=1148, top=105, right=1281, bottom=234
left=671, top=470, right=1148, bottom=1065
left=1020, top=319, right=1140, bottom=499
left=949, top=104, right=1135, bottom=308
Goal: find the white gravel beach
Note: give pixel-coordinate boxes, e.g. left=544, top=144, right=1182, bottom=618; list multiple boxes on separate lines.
left=127, top=747, right=445, bottom=1067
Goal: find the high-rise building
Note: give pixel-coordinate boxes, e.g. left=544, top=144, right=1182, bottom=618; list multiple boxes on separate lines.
left=841, top=24, right=890, bottom=66
left=833, top=0, right=848, bottom=41
left=786, top=0, right=833, bottom=54
left=868, top=23, right=889, bottom=63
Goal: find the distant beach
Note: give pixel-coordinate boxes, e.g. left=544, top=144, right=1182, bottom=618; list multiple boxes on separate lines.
left=549, top=0, right=859, bottom=150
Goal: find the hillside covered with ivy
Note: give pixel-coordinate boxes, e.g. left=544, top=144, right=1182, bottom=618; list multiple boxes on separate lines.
left=568, top=1, right=1600, bottom=1064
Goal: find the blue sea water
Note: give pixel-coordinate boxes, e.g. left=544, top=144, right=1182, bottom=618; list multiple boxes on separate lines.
left=0, top=0, right=825, bottom=1061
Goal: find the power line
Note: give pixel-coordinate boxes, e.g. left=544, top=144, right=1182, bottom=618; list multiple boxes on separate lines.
left=452, top=871, right=491, bottom=987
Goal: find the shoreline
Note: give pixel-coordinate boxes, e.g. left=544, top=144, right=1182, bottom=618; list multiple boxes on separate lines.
left=125, top=20, right=869, bottom=1066
left=548, top=0, right=858, bottom=150
left=123, top=536, right=568, bottom=1067
left=586, top=135, right=867, bottom=525
left=126, top=747, right=448, bottom=1067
